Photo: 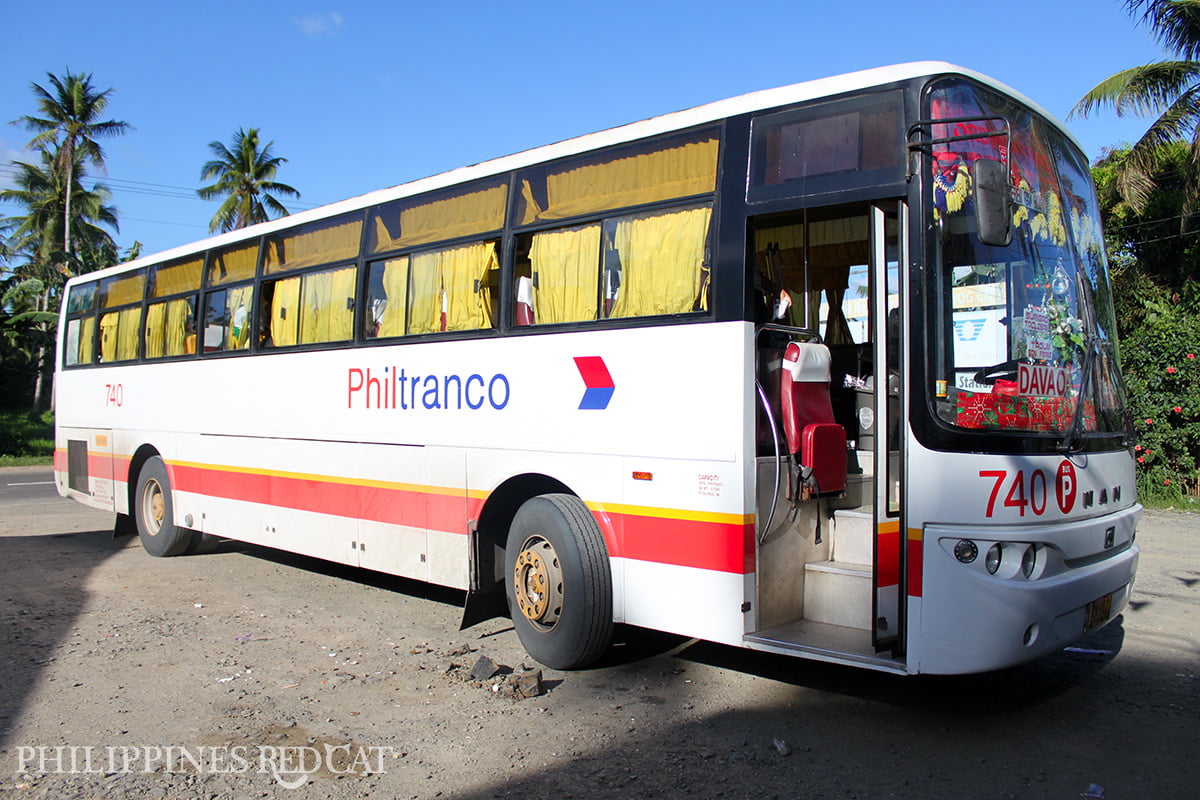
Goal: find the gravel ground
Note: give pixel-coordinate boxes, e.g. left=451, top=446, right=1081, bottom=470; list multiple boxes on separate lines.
left=0, top=466, right=1196, bottom=799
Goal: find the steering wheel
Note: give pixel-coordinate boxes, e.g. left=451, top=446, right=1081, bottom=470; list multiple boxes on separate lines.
left=973, top=359, right=1022, bottom=386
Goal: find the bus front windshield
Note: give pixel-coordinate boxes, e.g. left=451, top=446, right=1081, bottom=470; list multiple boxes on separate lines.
left=922, top=77, right=1127, bottom=447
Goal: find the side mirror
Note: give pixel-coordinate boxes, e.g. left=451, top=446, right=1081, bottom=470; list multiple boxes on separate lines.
left=972, top=158, right=1012, bottom=247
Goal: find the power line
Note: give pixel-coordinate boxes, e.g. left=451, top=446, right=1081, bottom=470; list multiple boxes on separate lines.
left=0, top=164, right=324, bottom=209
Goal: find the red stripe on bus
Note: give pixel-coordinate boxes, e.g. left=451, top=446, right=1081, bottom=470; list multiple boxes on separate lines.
left=876, top=522, right=901, bottom=589
left=166, top=462, right=751, bottom=574
left=907, top=531, right=923, bottom=597
left=611, top=511, right=755, bottom=574
left=88, top=454, right=116, bottom=481
left=170, top=464, right=458, bottom=531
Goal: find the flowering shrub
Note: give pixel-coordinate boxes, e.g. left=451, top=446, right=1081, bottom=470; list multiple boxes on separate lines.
left=1117, top=292, right=1200, bottom=501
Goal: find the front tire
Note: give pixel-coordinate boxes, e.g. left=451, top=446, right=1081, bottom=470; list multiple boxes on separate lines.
left=505, top=494, right=613, bottom=670
left=134, top=456, right=192, bottom=557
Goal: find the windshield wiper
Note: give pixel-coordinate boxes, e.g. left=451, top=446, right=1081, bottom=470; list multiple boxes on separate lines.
left=1057, top=336, right=1099, bottom=454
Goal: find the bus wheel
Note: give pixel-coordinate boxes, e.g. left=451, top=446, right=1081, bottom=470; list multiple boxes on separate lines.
left=134, top=456, right=192, bottom=557
left=505, top=494, right=613, bottom=670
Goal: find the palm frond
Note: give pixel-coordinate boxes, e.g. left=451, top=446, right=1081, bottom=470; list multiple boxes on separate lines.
left=1127, top=0, right=1200, bottom=60
left=1072, top=61, right=1200, bottom=118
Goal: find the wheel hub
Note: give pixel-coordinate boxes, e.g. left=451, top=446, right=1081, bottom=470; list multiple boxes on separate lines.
left=142, top=479, right=164, bottom=535
left=513, top=537, right=563, bottom=629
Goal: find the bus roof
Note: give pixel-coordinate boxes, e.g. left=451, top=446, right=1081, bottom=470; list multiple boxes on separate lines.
left=78, top=61, right=1070, bottom=283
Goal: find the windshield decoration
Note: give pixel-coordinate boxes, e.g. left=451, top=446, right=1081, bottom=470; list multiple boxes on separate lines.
left=922, top=78, right=1126, bottom=443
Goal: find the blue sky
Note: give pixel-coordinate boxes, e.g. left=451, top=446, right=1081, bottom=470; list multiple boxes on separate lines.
left=0, top=0, right=1168, bottom=258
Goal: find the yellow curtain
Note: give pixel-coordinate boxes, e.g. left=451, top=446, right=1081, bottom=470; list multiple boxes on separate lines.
left=520, top=137, right=719, bottom=224
left=165, top=298, right=192, bottom=355
left=299, top=272, right=330, bottom=343
left=327, top=267, right=356, bottom=342
left=530, top=224, right=600, bottom=324
left=227, top=285, right=253, bottom=350
left=264, top=216, right=362, bottom=273
left=117, top=307, right=141, bottom=360
left=408, top=250, right=442, bottom=335
left=145, top=302, right=166, bottom=358
left=102, top=273, right=145, bottom=308
left=443, top=242, right=496, bottom=332
left=99, top=313, right=118, bottom=362
left=369, top=183, right=507, bottom=253
left=608, top=206, right=711, bottom=319
left=296, top=268, right=354, bottom=344
left=375, top=257, right=409, bottom=338
left=406, top=243, right=496, bottom=334
left=209, top=243, right=258, bottom=285
left=79, top=316, right=95, bottom=364
left=151, top=257, right=203, bottom=297
left=271, top=277, right=301, bottom=347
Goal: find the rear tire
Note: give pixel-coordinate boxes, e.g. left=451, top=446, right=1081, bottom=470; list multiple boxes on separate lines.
left=134, top=456, right=192, bottom=557
left=186, top=532, right=222, bottom=555
left=505, top=494, right=613, bottom=669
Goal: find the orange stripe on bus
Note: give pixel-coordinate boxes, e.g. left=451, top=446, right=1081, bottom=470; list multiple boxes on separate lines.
left=876, top=520, right=901, bottom=589
left=907, top=528, right=923, bottom=597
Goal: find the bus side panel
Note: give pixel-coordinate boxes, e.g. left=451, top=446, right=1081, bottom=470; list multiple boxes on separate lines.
left=422, top=447, right=468, bottom=589
left=54, top=426, right=117, bottom=512
left=167, top=433, right=432, bottom=578
left=54, top=366, right=129, bottom=512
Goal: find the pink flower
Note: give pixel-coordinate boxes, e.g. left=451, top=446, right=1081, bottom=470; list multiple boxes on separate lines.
left=1189, top=353, right=1196, bottom=359
left=1137, top=456, right=1145, bottom=464
left=1175, top=406, right=1183, bottom=413
left=1135, top=444, right=1143, bottom=451
left=1146, top=418, right=1154, bottom=425
left=1165, top=479, right=1172, bottom=486
left=1167, top=366, right=1177, bottom=374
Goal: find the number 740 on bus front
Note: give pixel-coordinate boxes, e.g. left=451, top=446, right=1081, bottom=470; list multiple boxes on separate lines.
left=980, top=462, right=1077, bottom=518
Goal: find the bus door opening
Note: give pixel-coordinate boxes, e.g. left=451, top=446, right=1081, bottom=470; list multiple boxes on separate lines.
left=749, top=201, right=904, bottom=660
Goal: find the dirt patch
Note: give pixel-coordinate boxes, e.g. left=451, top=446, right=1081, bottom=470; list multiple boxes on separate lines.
left=1, top=469, right=1196, bottom=798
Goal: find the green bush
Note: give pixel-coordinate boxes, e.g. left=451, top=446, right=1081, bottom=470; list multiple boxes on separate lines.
left=0, top=408, right=54, bottom=464
left=1116, top=286, right=1200, bottom=502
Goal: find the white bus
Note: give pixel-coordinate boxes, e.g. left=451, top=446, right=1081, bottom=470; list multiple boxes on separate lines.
left=54, top=62, right=1139, bottom=674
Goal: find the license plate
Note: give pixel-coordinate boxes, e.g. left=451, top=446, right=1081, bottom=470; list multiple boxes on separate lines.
left=1084, top=592, right=1114, bottom=631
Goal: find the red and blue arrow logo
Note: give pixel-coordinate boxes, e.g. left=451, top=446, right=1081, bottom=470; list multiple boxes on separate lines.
left=574, top=356, right=614, bottom=410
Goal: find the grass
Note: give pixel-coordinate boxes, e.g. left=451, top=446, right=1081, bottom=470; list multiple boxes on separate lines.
left=0, top=408, right=55, bottom=467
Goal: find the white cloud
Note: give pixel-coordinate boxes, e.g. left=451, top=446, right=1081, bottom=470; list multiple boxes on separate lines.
left=293, top=12, right=343, bottom=37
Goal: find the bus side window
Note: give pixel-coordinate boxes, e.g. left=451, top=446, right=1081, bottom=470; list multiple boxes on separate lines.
left=518, top=224, right=601, bottom=325
left=204, top=287, right=252, bottom=352
left=64, top=316, right=96, bottom=366
left=260, top=277, right=300, bottom=348
left=365, top=257, right=409, bottom=339
left=99, top=307, right=142, bottom=362
left=297, top=266, right=355, bottom=345
left=602, top=204, right=711, bottom=319
left=408, top=241, right=498, bottom=334
left=145, top=296, right=197, bottom=358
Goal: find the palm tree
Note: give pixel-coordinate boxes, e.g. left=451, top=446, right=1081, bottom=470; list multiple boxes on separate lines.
left=0, top=150, right=119, bottom=266
left=1072, top=1, right=1200, bottom=218
left=0, top=151, right=120, bottom=411
left=198, top=128, right=300, bottom=233
left=12, top=69, right=130, bottom=255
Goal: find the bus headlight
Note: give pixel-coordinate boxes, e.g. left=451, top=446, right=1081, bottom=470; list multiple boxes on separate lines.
left=953, top=539, right=978, bottom=563
left=1021, top=545, right=1037, bottom=579
left=985, top=543, right=1003, bottom=575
